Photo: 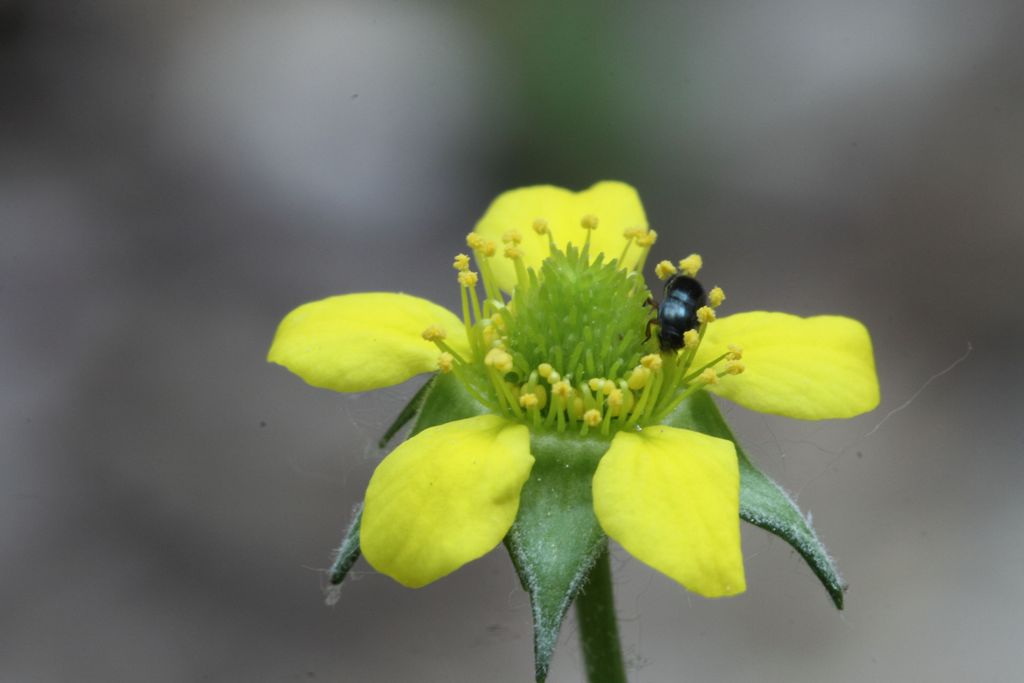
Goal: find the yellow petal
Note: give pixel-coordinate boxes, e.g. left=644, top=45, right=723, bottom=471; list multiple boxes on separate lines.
left=473, top=181, right=648, bottom=291
left=592, top=426, right=745, bottom=597
left=361, top=415, right=533, bottom=587
left=267, top=292, right=469, bottom=393
left=693, top=311, right=880, bottom=420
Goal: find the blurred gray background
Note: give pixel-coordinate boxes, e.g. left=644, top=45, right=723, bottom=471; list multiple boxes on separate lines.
left=3, top=1, right=1022, bottom=681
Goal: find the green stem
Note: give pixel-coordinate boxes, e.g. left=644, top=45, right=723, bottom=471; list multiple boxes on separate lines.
left=576, top=547, right=627, bottom=683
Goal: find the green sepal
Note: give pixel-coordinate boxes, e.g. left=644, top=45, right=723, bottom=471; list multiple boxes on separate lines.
left=327, top=373, right=487, bottom=593
left=325, top=503, right=363, bottom=604
left=377, top=376, right=435, bottom=448
left=409, top=371, right=488, bottom=434
left=666, top=391, right=846, bottom=609
left=505, top=432, right=610, bottom=683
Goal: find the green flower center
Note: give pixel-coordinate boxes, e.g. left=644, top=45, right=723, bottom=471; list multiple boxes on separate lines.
left=505, top=244, right=652, bottom=383
left=427, top=226, right=743, bottom=437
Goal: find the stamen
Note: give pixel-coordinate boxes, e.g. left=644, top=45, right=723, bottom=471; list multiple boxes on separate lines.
left=481, top=322, right=500, bottom=348
left=571, top=393, right=585, bottom=420
left=582, top=408, right=602, bottom=428
left=421, top=325, right=447, bottom=342
left=606, top=388, right=624, bottom=414
left=580, top=214, right=598, bottom=255
left=696, top=306, right=716, bottom=324
left=655, top=260, right=677, bottom=280
left=452, top=253, right=471, bottom=271
left=484, top=348, right=514, bottom=374
left=699, top=368, right=719, bottom=385
left=678, top=253, right=702, bottom=277
left=423, top=328, right=469, bottom=367
left=601, top=388, right=623, bottom=435
left=723, top=360, right=745, bottom=375
left=533, top=217, right=557, bottom=251
left=634, top=229, right=658, bottom=272
left=459, top=270, right=483, bottom=336
left=727, top=344, right=743, bottom=360
left=465, top=233, right=503, bottom=308
left=635, top=230, right=657, bottom=248
left=502, top=229, right=523, bottom=245
left=618, top=226, right=643, bottom=265
left=519, top=392, right=539, bottom=409
left=623, top=227, right=646, bottom=239
left=627, top=365, right=651, bottom=391
left=640, top=353, right=663, bottom=371
left=683, top=329, right=701, bottom=349
left=437, top=352, right=455, bottom=373
left=532, top=384, right=548, bottom=410
left=708, top=286, right=726, bottom=308
left=548, top=380, right=573, bottom=431
left=504, top=244, right=530, bottom=293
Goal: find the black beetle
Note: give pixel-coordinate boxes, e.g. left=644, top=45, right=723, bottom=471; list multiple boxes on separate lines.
left=647, top=275, right=707, bottom=351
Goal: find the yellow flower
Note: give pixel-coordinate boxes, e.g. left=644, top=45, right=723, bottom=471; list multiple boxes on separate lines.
left=268, top=182, right=879, bottom=598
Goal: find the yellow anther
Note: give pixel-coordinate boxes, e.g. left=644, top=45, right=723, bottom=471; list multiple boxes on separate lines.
left=678, top=253, right=702, bottom=277
left=458, top=270, right=479, bottom=287
left=479, top=240, right=497, bottom=257
left=696, top=306, right=716, bottom=324
left=699, top=368, right=719, bottom=385
left=452, top=253, right=471, bottom=271
left=683, top=329, right=701, bottom=349
left=583, top=409, right=602, bottom=427
left=502, top=229, right=523, bottom=245
left=727, top=344, right=744, bottom=360
left=623, top=226, right=646, bottom=239
left=421, top=325, right=447, bottom=342
left=519, top=393, right=539, bottom=409
left=551, top=380, right=572, bottom=399
left=571, top=395, right=585, bottom=419
left=635, top=229, right=657, bottom=247
left=466, top=233, right=486, bottom=250
left=588, top=377, right=605, bottom=392
left=640, top=353, right=663, bottom=371
left=580, top=214, right=599, bottom=231
left=627, top=366, right=651, bottom=390
left=547, top=370, right=562, bottom=384
left=504, top=245, right=523, bottom=259
left=724, top=360, right=745, bottom=375
left=538, top=363, right=554, bottom=379
left=484, top=348, right=514, bottom=373
left=655, top=260, right=677, bottom=280
left=437, top=352, right=455, bottom=373
left=529, top=384, right=548, bottom=410
left=532, top=218, right=549, bottom=235
left=607, top=388, right=624, bottom=409
left=481, top=323, right=499, bottom=347
left=602, top=380, right=615, bottom=396
left=708, top=286, right=726, bottom=308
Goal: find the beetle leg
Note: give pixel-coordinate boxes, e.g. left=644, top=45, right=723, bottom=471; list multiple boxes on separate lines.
left=644, top=316, right=657, bottom=343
